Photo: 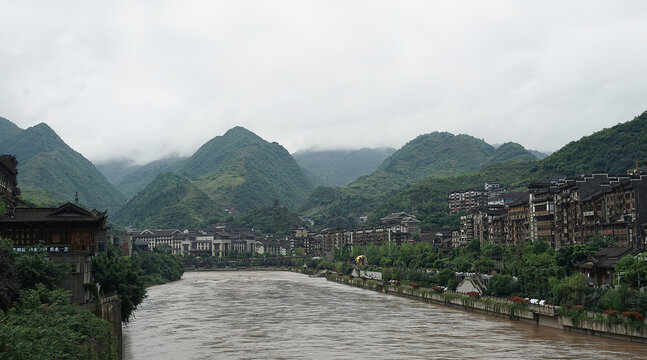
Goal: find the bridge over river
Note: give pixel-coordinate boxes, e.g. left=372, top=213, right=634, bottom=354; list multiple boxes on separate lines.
left=124, top=271, right=645, bottom=359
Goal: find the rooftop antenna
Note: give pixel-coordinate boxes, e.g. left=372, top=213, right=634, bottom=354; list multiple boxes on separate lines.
left=75, top=192, right=79, bottom=205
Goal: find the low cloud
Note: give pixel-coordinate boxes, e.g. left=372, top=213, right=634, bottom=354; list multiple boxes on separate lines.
left=1, top=1, right=646, bottom=164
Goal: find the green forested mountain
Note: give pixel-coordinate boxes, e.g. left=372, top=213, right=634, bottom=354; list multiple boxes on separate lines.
left=113, top=172, right=223, bottom=229
left=0, top=119, right=125, bottom=210
left=488, top=142, right=537, bottom=164
left=227, top=205, right=304, bottom=235
left=300, top=132, right=527, bottom=228
left=538, top=111, right=647, bottom=175
left=528, top=149, right=550, bottom=160
left=376, top=132, right=495, bottom=179
left=302, top=112, right=647, bottom=229
left=96, top=156, right=187, bottom=200
left=370, top=111, right=647, bottom=229
left=293, top=147, right=395, bottom=186
left=0, top=117, right=22, bottom=143
left=177, top=126, right=314, bottom=212
left=114, top=156, right=186, bottom=200
left=369, top=160, right=538, bottom=228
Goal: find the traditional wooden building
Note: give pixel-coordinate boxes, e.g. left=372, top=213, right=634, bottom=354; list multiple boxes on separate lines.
left=0, top=202, right=108, bottom=304
left=0, top=155, right=20, bottom=208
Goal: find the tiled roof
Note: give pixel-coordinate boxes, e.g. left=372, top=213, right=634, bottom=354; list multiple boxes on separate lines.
left=139, top=229, right=181, bottom=236
left=0, top=203, right=106, bottom=223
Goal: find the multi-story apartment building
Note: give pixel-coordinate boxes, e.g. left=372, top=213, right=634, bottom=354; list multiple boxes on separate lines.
left=449, top=188, right=487, bottom=213
left=455, top=172, right=647, bottom=250
left=528, top=182, right=557, bottom=247
left=590, top=174, right=647, bottom=248
left=135, top=229, right=183, bottom=252
left=321, top=213, right=421, bottom=254
left=506, top=193, right=530, bottom=245
left=552, top=173, right=619, bottom=247
left=290, top=227, right=324, bottom=256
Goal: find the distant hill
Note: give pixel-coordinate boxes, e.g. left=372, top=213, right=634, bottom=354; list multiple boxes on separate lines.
left=293, top=147, right=395, bottom=186
left=95, top=156, right=187, bottom=200
left=0, top=119, right=125, bottom=210
left=371, top=111, right=647, bottom=229
left=528, top=149, right=550, bottom=160
left=227, top=205, right=304, bottom=235
left=0, top=117, right=22, bottom=143
left=487, top=142, right=537, bottom=164
left=538, top=111, right=647, bottom=175
left=95, top=159, right=142, bottom=186
left=178, top=126, right=314, bottom=212
left=376, top=132, right=494, bottom=180
left=300, top=132, right=537, bottom=227
left=112, top=172, right=223, bottom=229
left=114, top=156, right=186, bottom=200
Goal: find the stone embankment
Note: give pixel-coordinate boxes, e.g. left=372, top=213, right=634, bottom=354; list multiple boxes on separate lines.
left=327, top=273, right=647, bottom=344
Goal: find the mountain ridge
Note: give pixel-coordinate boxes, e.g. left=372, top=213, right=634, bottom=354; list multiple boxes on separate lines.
left=0, top=118, right=125, bottom=210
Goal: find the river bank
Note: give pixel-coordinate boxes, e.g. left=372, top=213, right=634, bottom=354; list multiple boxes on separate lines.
left=125, top=271, right=646, bottom=359
left=326, top=273, right=647, bottom=344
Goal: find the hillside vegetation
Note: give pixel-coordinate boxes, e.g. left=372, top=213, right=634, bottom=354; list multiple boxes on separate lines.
left=300, top=132, right=538, bottom=228
left=371, top=111, right=647, bottom=229
left=0, top=119, right=125, bottom=210
left=113, top=172, right=223, bottom=229
left=538, top=111, right=647, bottom=175
left=303, top=112, right=647, bottom=229
left=178, top=126, right=314, bottom=212
left=227, top=205, right=304, bottom=235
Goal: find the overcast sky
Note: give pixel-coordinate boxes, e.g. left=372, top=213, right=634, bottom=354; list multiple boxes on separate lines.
left=1, top=1, right=647, bottom=164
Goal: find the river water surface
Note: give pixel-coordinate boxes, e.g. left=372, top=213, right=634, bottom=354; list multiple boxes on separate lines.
left=123, top=271, right=645, bottom=359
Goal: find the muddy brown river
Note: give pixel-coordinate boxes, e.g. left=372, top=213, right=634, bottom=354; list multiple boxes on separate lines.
left=123, top=271, right=645, bottom=359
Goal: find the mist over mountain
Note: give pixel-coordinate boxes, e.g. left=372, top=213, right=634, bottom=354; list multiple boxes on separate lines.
left=300, top=132, right=539, bottom=228
left=95, top=159, right=142, bottom=186
left=293, top=147, right=395, bottom=187
left=111, top=156, right=187, bottom=200
left=528, top=150, right=550, bottom=160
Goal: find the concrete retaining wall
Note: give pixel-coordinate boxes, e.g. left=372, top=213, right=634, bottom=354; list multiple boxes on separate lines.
left=327, top=274, right=647, bottom=344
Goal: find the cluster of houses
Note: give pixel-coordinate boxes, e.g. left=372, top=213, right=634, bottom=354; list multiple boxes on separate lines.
left=451, top=171, right=647, bottom=250
left=2, top=149, right=646, bottom=296
left=113, top=212, right=423, bottom=258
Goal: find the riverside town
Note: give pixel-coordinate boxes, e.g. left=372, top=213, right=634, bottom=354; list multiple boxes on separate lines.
left=2, top=130, right=647, bottom=359
left=3, top=4, right=647, bottom=358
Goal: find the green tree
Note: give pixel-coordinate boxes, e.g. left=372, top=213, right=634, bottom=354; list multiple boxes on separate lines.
left=549, top=272, right=591, bottom=306
left=0, top=284, right=117, bottom=359
left=615, top=254, right=647, bottom=288
left=13, top=246, right=68, bottom=290
left=92, top=246, right=146, bottom=322
left=293, top=247, right=306, bottom=257
left=600, top=287, right=627, bottom=311
left=486, top=274, right=518, bottom=297
left=466, top=239, right=481, bottom=255
left=0, top=239, right=18, bottom=312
